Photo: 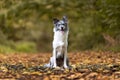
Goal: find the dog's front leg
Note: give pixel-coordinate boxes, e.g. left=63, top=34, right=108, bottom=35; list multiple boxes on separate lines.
left=53, top=48, right=57, bottom=68
left=63, top=47, right=68, bottom=68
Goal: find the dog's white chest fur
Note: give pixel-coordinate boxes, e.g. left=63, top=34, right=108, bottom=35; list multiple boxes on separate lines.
left=53, top=31, right=68, bottom=49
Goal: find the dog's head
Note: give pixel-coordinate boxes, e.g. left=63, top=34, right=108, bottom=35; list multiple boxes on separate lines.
left=53, top=16, right=68, bottom=32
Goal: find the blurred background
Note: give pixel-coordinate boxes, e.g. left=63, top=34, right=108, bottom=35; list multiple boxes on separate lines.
left=0, top=0, right=120, bottom=53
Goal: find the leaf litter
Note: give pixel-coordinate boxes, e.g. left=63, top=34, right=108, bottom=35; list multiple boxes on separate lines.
left=0, top=51, right=120, bottom=80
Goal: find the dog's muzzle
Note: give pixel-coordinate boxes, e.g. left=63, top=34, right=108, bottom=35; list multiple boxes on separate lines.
left=61, top=27, right=64, bottom=31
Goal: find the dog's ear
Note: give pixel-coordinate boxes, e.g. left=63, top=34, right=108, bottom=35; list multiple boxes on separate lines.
left=63, top=16, right=68, bottom=23
left=53, top=18, right=59, bottom=24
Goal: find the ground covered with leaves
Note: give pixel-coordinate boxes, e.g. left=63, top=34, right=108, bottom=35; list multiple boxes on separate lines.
left=0, top=51, right=120, bottom=80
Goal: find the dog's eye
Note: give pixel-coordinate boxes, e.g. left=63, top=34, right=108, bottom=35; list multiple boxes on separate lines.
left=58, top=24, right=60, bottom=26
left=62, top=24, right=65, bottom=25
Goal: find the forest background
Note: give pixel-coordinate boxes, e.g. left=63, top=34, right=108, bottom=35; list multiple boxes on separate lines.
left=0, top=0, right=120, bottom=53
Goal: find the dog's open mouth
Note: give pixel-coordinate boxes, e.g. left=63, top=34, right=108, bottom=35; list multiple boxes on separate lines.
left=61, top=27, right=64, bottom=31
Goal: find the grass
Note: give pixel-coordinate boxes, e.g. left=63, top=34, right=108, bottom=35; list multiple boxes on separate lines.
left=0, top=41, right=37, bottom=53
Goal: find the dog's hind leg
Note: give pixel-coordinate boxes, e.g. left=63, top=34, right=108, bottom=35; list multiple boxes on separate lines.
left=44, top=56, right=53, bottom=68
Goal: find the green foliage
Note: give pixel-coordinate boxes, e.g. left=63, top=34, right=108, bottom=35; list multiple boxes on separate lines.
left=0, top=0, right=120, bottom=52
left=15, top=42, right=37, bottom=53
left=0, top=41, right=36, bottom=53
left=0, top=45, right=15, bottom=53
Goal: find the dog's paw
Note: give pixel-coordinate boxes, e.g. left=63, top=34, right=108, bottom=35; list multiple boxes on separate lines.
left=44, top=64, right=50, bottom=68
left=64, top=65, right=69, bottom=69
left=53, top=65, right=57, bottom=68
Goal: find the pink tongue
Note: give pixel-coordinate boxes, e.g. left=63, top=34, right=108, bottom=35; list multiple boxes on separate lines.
left=62, top=31, right=64, bottom=33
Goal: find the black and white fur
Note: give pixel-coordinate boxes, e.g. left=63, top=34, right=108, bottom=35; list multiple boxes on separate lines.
left=52, top=16, right=69, bottom=68
left=44, top=16, right=69, bottom=68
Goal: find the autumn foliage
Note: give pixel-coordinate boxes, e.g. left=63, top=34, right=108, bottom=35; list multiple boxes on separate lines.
left=0, top=51, right=120, bottom=80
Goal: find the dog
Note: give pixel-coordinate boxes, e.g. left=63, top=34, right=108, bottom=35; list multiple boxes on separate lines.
left=44, top=16, right=69, bottom=69
left=52, top=16, right=69, bottom=68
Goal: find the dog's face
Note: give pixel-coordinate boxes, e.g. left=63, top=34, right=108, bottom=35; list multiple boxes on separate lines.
left=53, top=16, right=68, bottom=32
